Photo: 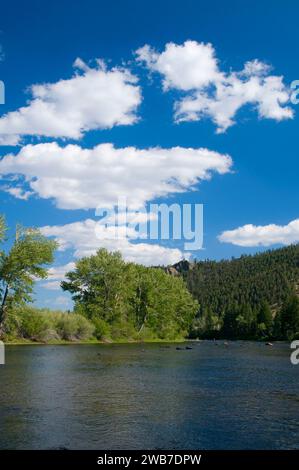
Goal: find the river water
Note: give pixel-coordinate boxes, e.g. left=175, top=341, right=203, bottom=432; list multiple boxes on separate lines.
left=0, top=341, right=298, bottom=449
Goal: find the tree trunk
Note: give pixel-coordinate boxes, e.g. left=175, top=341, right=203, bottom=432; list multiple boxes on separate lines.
left=0, top=284, right=9, bottom=337
left=138, top=309, right=148, bottom=333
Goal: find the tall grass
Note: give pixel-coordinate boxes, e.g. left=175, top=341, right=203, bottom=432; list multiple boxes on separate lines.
left=4, top=306, right=95, bottom=342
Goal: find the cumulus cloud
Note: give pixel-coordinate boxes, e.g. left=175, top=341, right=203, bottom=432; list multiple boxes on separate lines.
left=0, top=142, right=232, bottom=209
left=0, top=59, right=141, bottom=145
left=3, top=186, right=33, bottom=200
left=218, top=219, right=299, bottom=247
left=136, top=41, right=219, bottom=91
left=136, top=40, right=293, bottom=132
left=40, top=262, right=76, bottom=290
left=40, top=218, right=186, bottom=266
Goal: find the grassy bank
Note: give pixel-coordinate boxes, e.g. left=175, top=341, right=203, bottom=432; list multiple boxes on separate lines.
left=2, top=305, right=188, bottom=344
left=4, top=338, right=187, bottom=345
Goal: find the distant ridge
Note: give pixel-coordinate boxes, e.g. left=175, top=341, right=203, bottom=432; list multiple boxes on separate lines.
left=165, top=244, right=299, bottom=314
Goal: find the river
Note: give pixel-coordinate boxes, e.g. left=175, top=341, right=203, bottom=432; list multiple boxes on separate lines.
left=0, top=341, right=298, bottom=449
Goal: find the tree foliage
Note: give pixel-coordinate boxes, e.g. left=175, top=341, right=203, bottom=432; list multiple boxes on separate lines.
left=274, top=294, right=299, bottom=340
left=62, top=248, right=198, bottom=340
left=0, top=216, right=57, bottom=334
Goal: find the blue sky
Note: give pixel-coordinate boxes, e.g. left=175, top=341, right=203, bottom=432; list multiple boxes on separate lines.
left=0, top=0, right=298, bottom=309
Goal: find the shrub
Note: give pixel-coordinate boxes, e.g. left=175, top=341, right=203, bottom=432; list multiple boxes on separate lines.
left=91, top=317, right=111, bottom=340
left=55, top=313, right=94, bottom=341
left=110, top=320, right=137, bottom=341
left=19, top=306, right=52, bottom=342
left=2, top=310, right=23, bottom=341
left=4, top=306, right=95, bottom=342
left=75, top=314, right=95, bottom=340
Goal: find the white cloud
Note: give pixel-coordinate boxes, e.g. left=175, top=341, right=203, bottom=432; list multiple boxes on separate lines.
left=40, top=262, right=75, bottom=290
left=0, top=142, right=232, bottom=209
left=136, top=41, right=293, bottom=132
left=136, top=41, right=219, bottom=91
left=41, top=281, right=62, bottom=291
left=104, top=210, right=158, bottom=225
left=3, top=186, right=33, bottom=200
left=40, top=218, right=186, bottom=266
left=218, top=219, right=299, bottom=247
left=45, top=295, right=72, bottom=308
left=0, top=59, right=141, bottom=145
left=54, top=296, right=71, bottom=307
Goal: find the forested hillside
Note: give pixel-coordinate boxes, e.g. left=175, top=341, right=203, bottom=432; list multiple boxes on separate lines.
left=184, top=245, right=299, bottom=313
left=167, top=245, right=299, bottom=340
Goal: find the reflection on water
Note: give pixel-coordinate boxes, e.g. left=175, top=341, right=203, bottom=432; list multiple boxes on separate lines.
left=0, top=341, right=298, bottom=449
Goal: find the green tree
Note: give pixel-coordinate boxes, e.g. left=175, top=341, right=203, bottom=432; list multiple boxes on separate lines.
left=61, top=249, right=126, bottom=323
left=0, top=218, right=57, bottom=335
left=278, top=294, right=299, bottom=340
left=256, top=300, right=273, bottom=337
left=62, top=248, right=198, bottom=340
left=236, top=303, right=256, bottom=338
left=190, top=306, right=221, bottom=339
left=222, top=305, right=238, bottom=339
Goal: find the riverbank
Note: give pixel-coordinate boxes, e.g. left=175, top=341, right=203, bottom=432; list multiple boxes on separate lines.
left=3, top=338, right=278, bottom=346
left=4, top=337, right=188, bottom=346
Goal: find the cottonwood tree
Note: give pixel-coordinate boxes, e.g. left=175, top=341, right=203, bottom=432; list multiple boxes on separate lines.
left=62, top=248, right=198, bottom=340
left=0, top=216, right=57, bottom=336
